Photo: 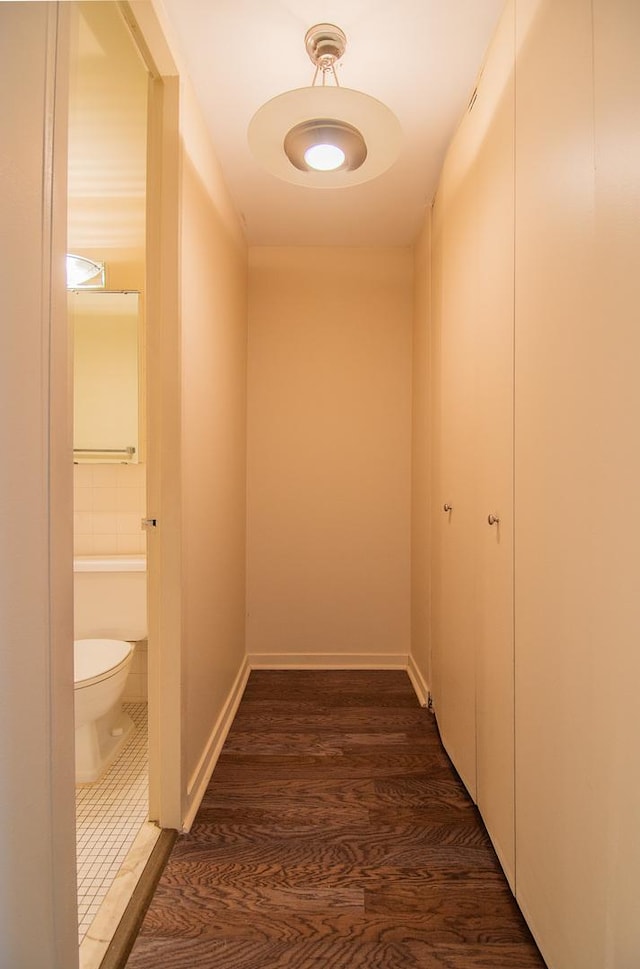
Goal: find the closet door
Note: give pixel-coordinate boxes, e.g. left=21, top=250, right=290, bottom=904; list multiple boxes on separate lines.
left=431, top=168, right=479, bottom=803
left=591, top=0, right=640, bottom=958
left=515, top=0, right=640, bottom=964
left=431, top=0, right=515, bottom=864
left=514, top=0, right=600, bottom=962
left=472, top=2, right=516, bottom=888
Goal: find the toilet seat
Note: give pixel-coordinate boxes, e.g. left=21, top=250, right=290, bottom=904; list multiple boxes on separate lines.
left=74, top=638, right=133, bottom=689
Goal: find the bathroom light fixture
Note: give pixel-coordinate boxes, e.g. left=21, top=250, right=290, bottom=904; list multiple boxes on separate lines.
left=284, top=119, right=367, bottom=172
left=248, top=23, right=401, bottom=188
left=66, top=253, right=105, bottom=289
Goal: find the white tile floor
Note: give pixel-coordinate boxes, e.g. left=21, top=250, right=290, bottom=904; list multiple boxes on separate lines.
left=76, top=702, right=148, bottom=944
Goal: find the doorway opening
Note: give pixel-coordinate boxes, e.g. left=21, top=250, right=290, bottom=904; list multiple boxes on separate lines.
left=67, top=3, right=157, bottom=961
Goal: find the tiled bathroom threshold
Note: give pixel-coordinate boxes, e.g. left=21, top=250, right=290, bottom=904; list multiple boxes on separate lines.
left=76, top=702, right=160, bottom=969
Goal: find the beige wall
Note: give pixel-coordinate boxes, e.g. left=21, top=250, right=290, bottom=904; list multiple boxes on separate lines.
left=410, top=219, right=431, bottom=698
left=178, top=81, right=248, bottom=811
left=247, top=247, right=412, bottom=667
left=0, top=5, right=78, bottom=967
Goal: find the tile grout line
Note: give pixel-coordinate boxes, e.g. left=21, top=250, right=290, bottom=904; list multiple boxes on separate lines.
left=76, top=702, right=149, bottom=946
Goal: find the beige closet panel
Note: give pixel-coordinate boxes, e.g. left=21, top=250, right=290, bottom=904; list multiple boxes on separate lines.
left=472, top=2, right=515, bottom=888
left=591, top=0, right=640, bottom=961
left=431, top=2, right=516, bottom=838
left=514, top=0, right=621, bottom=964
left=429, top=198, right=445, bottom=710
left=430, top=172, right=479, bottom=802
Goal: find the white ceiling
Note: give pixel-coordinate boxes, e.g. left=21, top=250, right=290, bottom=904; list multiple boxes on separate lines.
left=159, top=0, right=505, bottom=246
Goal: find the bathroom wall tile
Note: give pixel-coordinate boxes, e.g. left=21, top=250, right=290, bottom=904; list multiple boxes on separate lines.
left=75, top=511, right=94, bottom=535
left=73, top=460, right=146, bottom=557
left=97, top=535, right=119, bottom=554
left=74, top=465, right=94, bottom=487
left=92, top=465, right=121, bottom=487
left=116, top=533, right=146, bottom=554
left=74, top=535, right=95, bottom=555
left=116, top=512, right=143, bottom=534
left=74, top=487, right=93, bottom=512
left=117, top=487, right=144, bottom=513
left=93, top=487, right=119, bottom=512
left=92, top=512, right=118, bottom=535
left=119, top=462, right=145, bottom=486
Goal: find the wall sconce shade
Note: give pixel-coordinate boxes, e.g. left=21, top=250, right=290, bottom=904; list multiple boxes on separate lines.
left=66, top=254, right=105, bottom=289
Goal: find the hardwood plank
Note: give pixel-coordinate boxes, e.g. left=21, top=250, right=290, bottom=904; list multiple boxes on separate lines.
left=125, top=670, right=546, bottom=968
left=151, top=861, right=509, bottom=893
left=128, top=936, right=422, bottom=969
left=227, top=710, right=432, bottom=732
left=136, top=903, right=535, bottom=946
left=190, top=804, right=371, bottom=828
left=169, top=826, right=500, bottom=870
left=407, top=942, right=548, bottom=967
left=211, top=750, right=450, bottom=780
left=221, top=730, right=438, bottom=754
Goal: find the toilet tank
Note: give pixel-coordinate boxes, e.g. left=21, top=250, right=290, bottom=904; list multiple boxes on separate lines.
left=74, top=554, right=147, bottom=641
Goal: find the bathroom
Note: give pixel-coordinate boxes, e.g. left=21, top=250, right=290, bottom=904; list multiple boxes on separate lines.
left=67, top=2, right=154, bottom=958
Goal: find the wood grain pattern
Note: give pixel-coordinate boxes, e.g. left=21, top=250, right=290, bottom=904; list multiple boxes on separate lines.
left=126, top=671, right=546, bottom=968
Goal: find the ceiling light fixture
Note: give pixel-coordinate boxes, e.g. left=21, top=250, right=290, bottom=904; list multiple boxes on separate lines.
left=248, top=24, right=401, bottom=189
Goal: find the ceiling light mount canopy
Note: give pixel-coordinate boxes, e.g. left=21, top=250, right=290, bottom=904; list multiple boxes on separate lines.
left=248, top=23, right=401, bottom=189
left=304, top=24, right=346, bottom=83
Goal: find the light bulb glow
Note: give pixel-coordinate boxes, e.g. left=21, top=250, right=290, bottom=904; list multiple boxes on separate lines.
left=66, top=253, right=105, bottom=289
left=304, top=143, right=345, bottom=171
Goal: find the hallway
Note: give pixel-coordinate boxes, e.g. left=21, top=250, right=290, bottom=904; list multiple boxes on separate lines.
left=126, top=671, right=546, bottom=968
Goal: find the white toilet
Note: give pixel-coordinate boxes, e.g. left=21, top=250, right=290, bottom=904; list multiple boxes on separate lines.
left=73, top=554, right=146, bottom=783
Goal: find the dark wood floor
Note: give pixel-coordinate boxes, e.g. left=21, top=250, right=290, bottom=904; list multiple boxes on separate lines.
left=126, top=670, right=547, bottom=968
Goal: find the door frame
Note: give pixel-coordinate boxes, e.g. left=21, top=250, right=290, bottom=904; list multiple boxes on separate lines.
left=119, top=0, right=184, bottom=828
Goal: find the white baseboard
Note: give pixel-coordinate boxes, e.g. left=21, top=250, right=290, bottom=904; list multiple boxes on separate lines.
left=182, top=655, right=251, bottom=832
left=247, top=652, right=409, bottom=670
left=407, top=653, right=430, bottom=707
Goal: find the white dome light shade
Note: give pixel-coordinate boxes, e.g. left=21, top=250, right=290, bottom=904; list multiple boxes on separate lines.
left=284, top=119, right=367, bottom=173
left=248, top=86, right=402, bottom=189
